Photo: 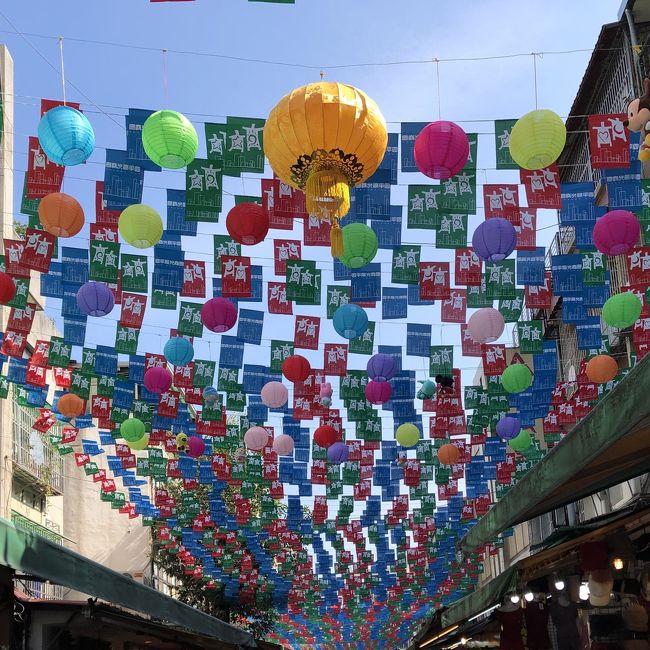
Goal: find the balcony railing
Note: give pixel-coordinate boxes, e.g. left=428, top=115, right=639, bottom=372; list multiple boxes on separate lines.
left=13, top=576, right=66, bottom=601
left=12, top=400, right=64, bottom=494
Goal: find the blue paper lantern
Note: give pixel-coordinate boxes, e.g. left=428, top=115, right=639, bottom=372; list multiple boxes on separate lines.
left=333, top=303, right=368, bottom=340
left=164, top=336, right=194, bottom=367
left=38, top=106, right=95, bottom=166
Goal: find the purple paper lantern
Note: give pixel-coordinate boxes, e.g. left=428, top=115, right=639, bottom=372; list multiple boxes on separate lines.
left=472, top=218, right=517, bottom=262
left=414, top=121, right=470, bottom=180
left=76, top=281, right=115, bottom=317
left=327, top=441, right=349, bottom=464
left=201, top=297, right=238, bottom=333
left=367, top=353, right=397, bottom=382
left=187, top=436, right=206, bottom=458
left=496, top=416, right=521, bottom=441
left=592, top=210, right=640, bottom=256
left=144, top=366, right=173, bottom=394
left=364, top=380, right=392, bottom=405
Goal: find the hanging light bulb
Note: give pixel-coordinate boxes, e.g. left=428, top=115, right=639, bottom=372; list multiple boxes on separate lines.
left=613, top=557, right=624, bottom=571
left=524, top=590, right=534, bottom=602
left=510, top=593, right=520, bottom=604
left=460, top=638, right=468, bottom=645
left=579, top=583, right=590, bottom=601
left=554, top=577, right=565, bottom=591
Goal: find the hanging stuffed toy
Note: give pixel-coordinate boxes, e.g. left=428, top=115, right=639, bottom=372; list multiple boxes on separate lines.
left=624, top=78, right=650, bottom=161
left=416, top=379, right=436, bottom=400
left=319, top=381, right=333, bottom=408
left=435, top=374, right=455, bottom=395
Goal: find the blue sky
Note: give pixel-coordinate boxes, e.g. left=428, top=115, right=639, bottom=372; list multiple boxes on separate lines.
left=0, top=0, right=623, bottom=394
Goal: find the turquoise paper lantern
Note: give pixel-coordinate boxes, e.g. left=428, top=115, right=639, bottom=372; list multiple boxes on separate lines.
left=164, top=337, right=194, bottom=367
left=333, top=303, right=368, bottom=340
left=38, top=106, right=95, bottom=166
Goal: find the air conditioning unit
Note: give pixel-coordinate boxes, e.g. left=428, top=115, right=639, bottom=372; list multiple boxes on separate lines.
left=122, top=571, right=146, bottom=585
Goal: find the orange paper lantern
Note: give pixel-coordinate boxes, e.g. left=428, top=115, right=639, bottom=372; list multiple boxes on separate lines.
left=438, top=443, right=460, bottom=466
left=585, top=354, right=618, bottom=384
left=38, top=192, right=85, bottom=237
left=58, top=392, right=85, bottom=418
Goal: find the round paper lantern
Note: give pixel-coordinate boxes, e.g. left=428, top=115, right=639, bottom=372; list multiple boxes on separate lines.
left=187, top=436, right=206, bottom=458
left=337, top=224, right=378, bottom=268
left=438, top=443, right=461, bottom=466
left=365, top=380, right=392, bottom=405
left=38, top=105, right=95, bottom=166
left=467, top=307, right=505, bottom=344
left=501, top=364, right=533, bottom=394
left=472, top=218, right=517, bottom=262
left=226, top=203, right=269, bottom=245
left=327, top=441, right=349, bottom=464
left=76, top=281, right=114, bottom=317
left=120, top=418, right=146, bottom=442
left=264, top=82, right=387, bottom=256
left=272, top=434, right=295, bottom=456
left=203, top=386, right=219, bottom=403
left=144, top=366, right=173, bottom=394
left=164, top=337, right=194, bottom=367
left=38, top=192, right=84, bottom=237
left=414, top=121, right=470, bottom=180
left=592, top=210, right=640, bottom=256
left=119, top=204, right=163, bottom=249
left=496, top=416, right=521, bottom=441
left=127, top=433, right=149, bottom=451
left=201, top=297, right=237, bottom=333
left=509, top=430, right=532, bottom=453
left=367, top=353, right=397, bottom=382
left=58, top=393, right=84, bottom=418
left=261, top=381, right=289, bottom=408
left=314, top=425, right=340, bottom=449
left=396, top=423, right=420, bottom=448
left=244, top=426, right=269, bottom=451
left=586, top=354, right=619, bottom=384
left=333, top=303, right=368, bottom=340
left=0, top=272, right=16, bottom=304
left=282, top=355, right=311, bottom=383
left=509, top=109, right=566, bottom=170
left=141, top=110, right=198, bottom=169
left=602, top=292, right=642, bottom=329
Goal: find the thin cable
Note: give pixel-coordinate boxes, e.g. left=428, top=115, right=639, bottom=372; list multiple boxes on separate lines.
left=434, top=58, right=441, bottom=121
left=532, top=53, right=539, bottom=110
left=162, top=49, right=169, bottom=108
left=57, top=36, right=66, bottom=106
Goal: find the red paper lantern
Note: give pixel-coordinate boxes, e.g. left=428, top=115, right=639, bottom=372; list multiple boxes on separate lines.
left=0, top=272, right=16, bottom=304
left=282, top=355, right=311, bottom=383
left=364, top=380, right=392, bottom=405
left=226, top=202, right=269, bottom=245
left=414, top=121, right=470, bottom=180
left=592, top=210, right=640, bottom=256
left=314, top=425, right=340, bottom=449
left=438, top=443, right=460, bottom=466
left=201, top=297, right=237, bottom=333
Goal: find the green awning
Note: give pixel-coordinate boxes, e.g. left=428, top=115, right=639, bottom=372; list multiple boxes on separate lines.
left=440, top=565, right=517, bottom=628
left=0, top=517, right=256, bottom=648
left=459, top=355, right=650, bottom=556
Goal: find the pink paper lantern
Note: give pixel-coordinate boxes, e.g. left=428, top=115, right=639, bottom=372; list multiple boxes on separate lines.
left=272, top=434, right=295, bottom=456
left=244, top=426, right=269, bottom=451
left=143, top=366, right=173, bottom=394
left=187, top=436, right=206, bottom=458
left=260, top=381, right=289, bottom=408
left=201, top=297, right=238, bottom=333
left=414, top=121, right=470, bottom=180
left=364, top=380, right=392, bottom=405
left=467, top=307, right=505, bottom=344
left=592, top=210, right=640, bottom=256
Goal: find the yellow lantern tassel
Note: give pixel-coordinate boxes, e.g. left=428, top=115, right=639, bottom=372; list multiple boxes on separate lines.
left=305, top=169, right=351, bottom=221
left=330, top=217, right=344, bottom=258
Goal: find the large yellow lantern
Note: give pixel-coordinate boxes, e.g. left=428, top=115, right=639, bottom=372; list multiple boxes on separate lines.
left=264, top=82, right=388, bottom=256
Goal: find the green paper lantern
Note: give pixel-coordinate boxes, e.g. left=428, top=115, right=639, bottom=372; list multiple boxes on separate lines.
left=337, top=223, right=378, bottom=268
left=602, top=291, right=642, bottom=329
left=120, top=417, right=146, bottom=442
left=509, top=109, right=566, bottom=170
left=127, top=433, right=150, bottom=451
left=501, top=364, right=532, bottom=394
left=396, top=423, right=420, bottom=447
left=142, top=110, right=198, bottom=169
left=119, top=204, right=163, bottom=249
left=508, top=429, right=531, bottom=453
